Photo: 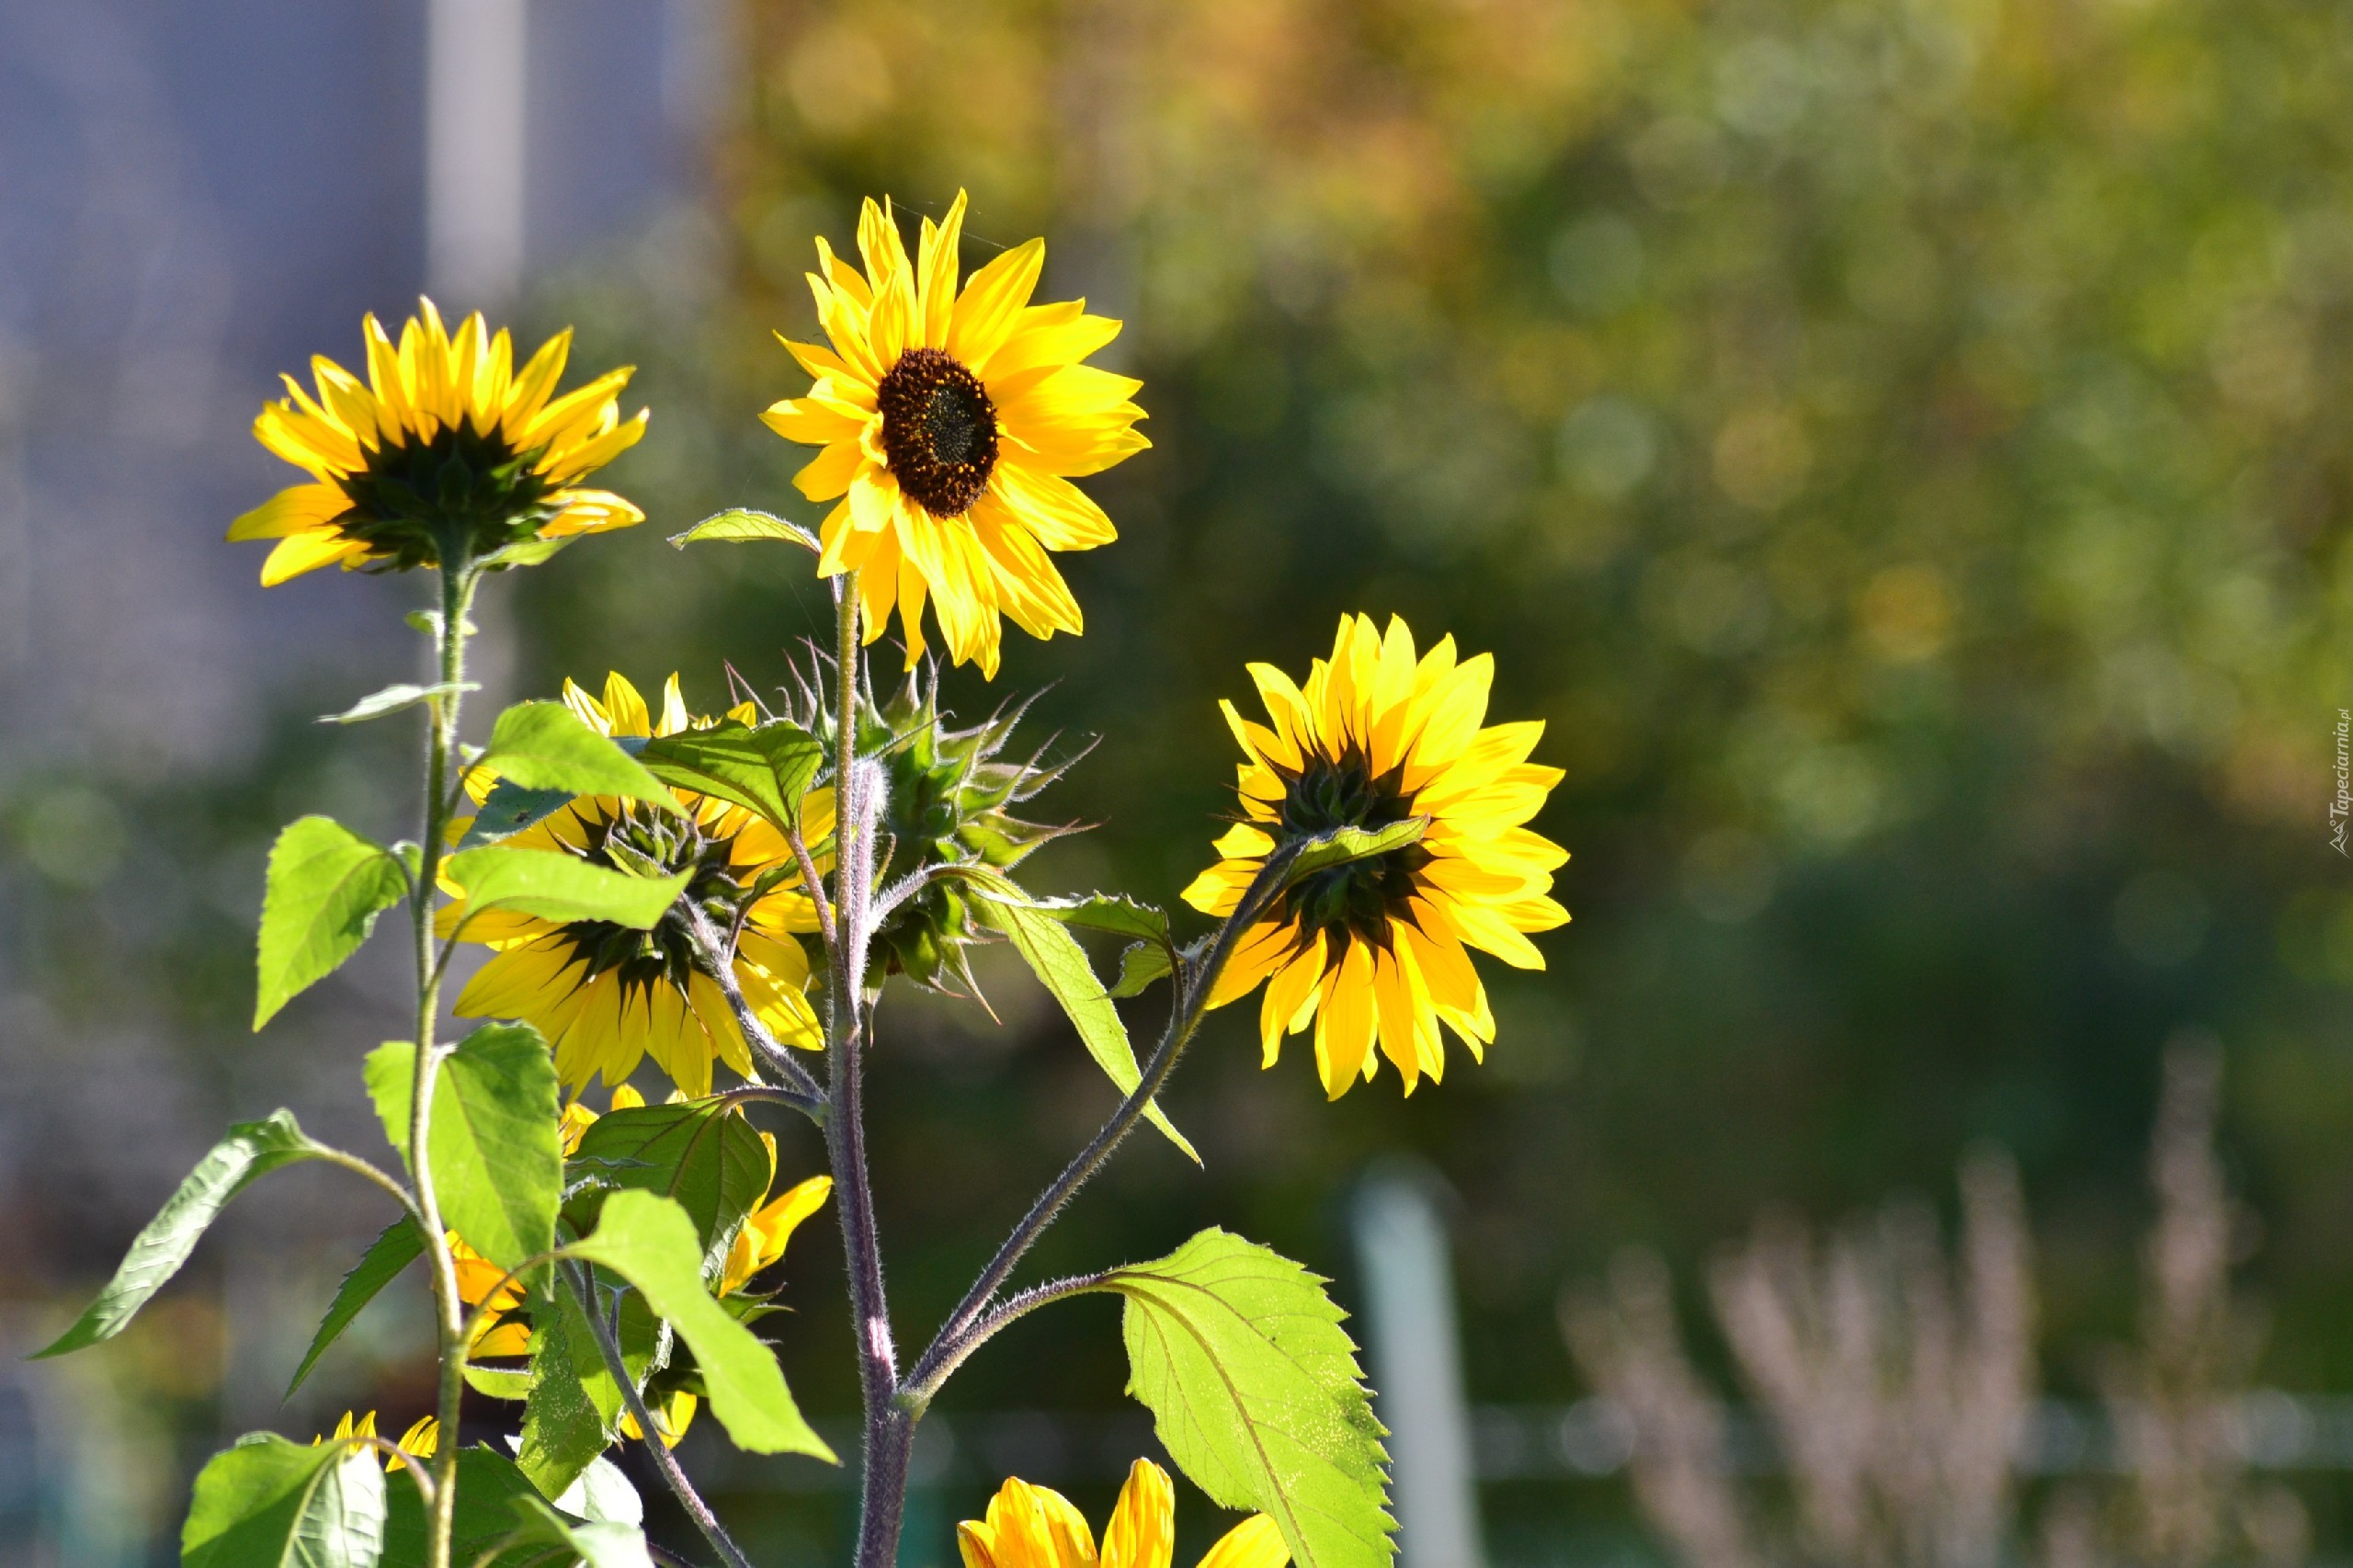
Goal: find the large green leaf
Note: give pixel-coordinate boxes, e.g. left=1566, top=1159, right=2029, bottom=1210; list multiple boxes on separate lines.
left=667, top=507, right=820, bottom=552
left=637, top=720, right=825, bottom=834
left=973, top=889, right=1198, bottom=1165
left=37, top=1111, right=337, bottom=1358
left=478, top=702, right=678, bottom=809
left=255, top=817, right=408, bottom=1028
left=286, top=1218, right=425, bottom=1398
left=1098, top=1229, right=1393, bottom=1568
left=381, top=1447, right=544, bottom=1567
left=425, top=1025, right=563, bottom=1268
left=181, top=1433, right=387, bottom=1568
left=445, top=846, right=689, bottom=930
left=566, top=1100, right=772, bottom=1274
left=568, top=1192, right=834, bottom=1460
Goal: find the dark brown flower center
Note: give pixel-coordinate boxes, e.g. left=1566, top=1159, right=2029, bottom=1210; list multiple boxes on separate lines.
left=877, top=347, right=999, bottom=517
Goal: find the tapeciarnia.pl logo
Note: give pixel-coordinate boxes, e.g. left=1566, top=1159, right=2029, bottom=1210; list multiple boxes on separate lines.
left=2333, top=709, right=2350, bottom=857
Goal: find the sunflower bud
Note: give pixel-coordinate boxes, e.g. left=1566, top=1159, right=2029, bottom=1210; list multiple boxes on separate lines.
left=786, top=660, right=1083, bottom=995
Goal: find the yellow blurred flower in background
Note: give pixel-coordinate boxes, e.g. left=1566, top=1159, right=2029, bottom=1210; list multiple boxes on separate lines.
left=763, top=190, right=1147, bottom=677
left=1184, top=614, right=1568, bottom=1098
left=442, top=672, right=827, bottom=1098
left=958, top=1459, right=1288, bottom=1568
left=230, top=300, right=647, bottom=583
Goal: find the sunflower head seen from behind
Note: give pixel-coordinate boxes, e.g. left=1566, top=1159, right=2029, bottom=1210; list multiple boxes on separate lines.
left=440, top=671, right=827, bottom=1099
left=958, top=1459, right=1289, bottom=1568
left=763, top=191, right=1148, bottom=677
left=230, top=299, right=648, bottom=584
left=1183, top=613, right=1569, bottom=1099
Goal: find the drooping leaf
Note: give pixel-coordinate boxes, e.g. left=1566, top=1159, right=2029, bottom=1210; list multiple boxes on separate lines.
left=477, top=702, right=678, bottom=810
left=445, top=846, right=689, bottom=931
left=1110, top=941, right=1174, bottom=999
left=1097, top=1229, right=1393, bottom=1568
left=637, top=720, right=826, bottom=835
left=498, top=1494, right=654, bottom=1568
left=668, top=507, right=820, bottom=552
left=458, top=781, right=580, bottom=851
left=181, top=1433, right=387, bottom=1568
left=973, top=888, right=1198, bottom=1165
left=286, top=1218, right=425, bottom=1398
left=255, top=817, right=409, bottom=1028
left=566, top=1100, right=772, bottom=1274
left=429, top=1024, right=563, bottom=1269
left=1282, top=819, right=1429, bottom=889
left=567, top=1192, right=834, bottom=1460
left=382, top=1446, right=544, bottom=1567
left=318, top=681, right=478, bottom=725
left=465, top=1365, right=534, bottom=1401
left=37, top=1111, right=338, bottom=1358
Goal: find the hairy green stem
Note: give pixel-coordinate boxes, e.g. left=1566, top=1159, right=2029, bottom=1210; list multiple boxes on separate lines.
left=412, top=561, right=480, bottom=1568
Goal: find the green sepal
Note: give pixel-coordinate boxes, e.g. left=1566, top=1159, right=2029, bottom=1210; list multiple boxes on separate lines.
left=36, top=1111, right=345, bottom=1358
left=255, top=816, right=408, bottom=1028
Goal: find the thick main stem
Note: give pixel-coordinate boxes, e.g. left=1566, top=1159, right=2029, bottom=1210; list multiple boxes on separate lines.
left=413, top=563, right=478, bottom=1568
left=826, top=573, right=907, bottom=1568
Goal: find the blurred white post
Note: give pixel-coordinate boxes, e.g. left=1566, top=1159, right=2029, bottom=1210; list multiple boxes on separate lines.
left=1353, top=1165, right=1487, bottom=1568
left=426, top=0, right=528, bottom=307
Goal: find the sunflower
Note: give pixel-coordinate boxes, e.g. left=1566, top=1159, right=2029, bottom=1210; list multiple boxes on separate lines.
left=958, top=1460, right=1288, bottom=1568
left=314, top=1412, right=438, bottom=1472
left=441, top=672, right=827, bottom=1099
left=762, top=191, right=1148, bottom=677
left=230, top=299, right=647, bottom=584
left=1181, top=614, right=1569, bottom=1099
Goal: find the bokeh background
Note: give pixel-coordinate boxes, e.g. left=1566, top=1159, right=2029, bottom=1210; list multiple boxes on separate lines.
left=5, top=0, right=2353, bottom=1563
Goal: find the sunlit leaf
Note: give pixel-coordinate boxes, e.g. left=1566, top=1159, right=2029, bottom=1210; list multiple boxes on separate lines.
left=317, top=681, right=478, bottom=725
left=445, top=846, right=688, bottom=930
left=568, top=1191, right=834, bottom=1460
left=429, top=1024, right=563, bottom=1268
left=478, top=702, right=677, bottom=809
left=286, top=1218, right=424, bottom=1398
left=181, top=1433, right=386, bottom=1568
left=668, top=507, right=820, bottom=551
left=637, top=719, right=825, bottom=835
left=255, top=817, right=408, bottom=1028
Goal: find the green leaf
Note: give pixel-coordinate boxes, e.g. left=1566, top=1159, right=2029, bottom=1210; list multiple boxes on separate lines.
left=37, top=1111, right=336, bottom=1358
left=551, top=1456, right=642, bottom=1526
left=383, top=1447, right=543, bottom=1567
left=566, top=1100, right=772, bottom=1275
left=465, top=1365, right=534, bottom=1400
left=446, top=846, right=689, bottom=930
left=478, top=702, right=678, bottom=809
left=567, top=1191, right=834, bottom=1460
left=286, top=1218, right=425, bottom=1398
left=1036, top=892, right=1174, bottom=946
left=458, top=781, right=580, bottom=851
left=362, top=1042, right=415, bottom=1162
left=478, top=534, right=577, bottom=571
left=318, top=681, right=478, bottom=725
left=1098, top=1229, right=1393, bottom=1568
left=1109, top=941, right=1174, bottom=999
left=517, top=1280, right=619, bottom=1499
left=636, top=720, right=825, bottom=834
left=668, top=507, right=820, bottom=551
left=1283, top=818, right=1429, bottom=889
left=431, top=1024, right=563, bottom=1268
left=500, top=1495, right=654, bottom=1568
left=182, top=1433, right=387, bottom=1568
left=973, top=889, right=1199, bottom=1165
left=255, top=817, right=408, bottom=1028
